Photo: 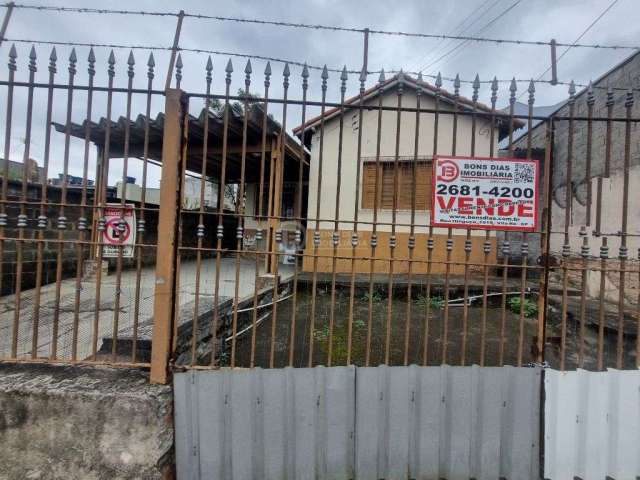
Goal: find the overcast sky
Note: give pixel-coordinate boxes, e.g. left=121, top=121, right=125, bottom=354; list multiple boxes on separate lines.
left=1, top=0, right=638, bottom=187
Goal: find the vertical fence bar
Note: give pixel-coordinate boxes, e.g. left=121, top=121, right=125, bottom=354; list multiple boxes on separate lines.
left=578, top=84, right=595, bottom=368
left=327, top=66, right=347, bottom=367
left=0, top=45, right=16, bottom=330
left=346, top=67, right=366, bottom=366
left=480, top=77, right=498, bottom=366
left=288, top=63, right=309, bottom=367
left=189, top=57, right=212, bottom=366
left=92, top=51, right=116, bottom=360
left=30, top=47, right=56, bottom=359
left=132, top=52, right=155, bottom=363
left=498, top=79, right=517, bottom=366
left=210, top=61, right=233, bottom=367
left=11, top=46, right=36, bottom=358
left=460, top=75, right=480, bottom=366
left=70, top=49, right=94, bottom=361
left=308, top=65, right=329, bottom=368
left=229, top=60, right=252, bottom=368
left=365, top=70, right=385, bottom=367
left=441, top=74, right=460, bottom=365
left=516, top=79, right=535, bottom=367
left=404, top=73, right=422, bottom=366
left=559, top=81, right=576, bottom=371
left=51, top=49, right=76, bottom=359
left=384, top=73, right=403, bottom=365
left=268, top=63, right=290, bottom=368
left=538, top=119, right=553, bottom=365
left=250, top=62, right=271, bottom=368
left=422, top=72, right=441, bottom=366
left=150, top=88, right=184, bottom=384
left=616, top=89, right=633, bottom=369
left=110, top=51, right=135, bottom=362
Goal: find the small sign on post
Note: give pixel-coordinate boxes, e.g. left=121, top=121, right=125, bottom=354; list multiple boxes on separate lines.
left=101, top=203, right=136, bottom=258
left=431, top=156, right=539, bottom=231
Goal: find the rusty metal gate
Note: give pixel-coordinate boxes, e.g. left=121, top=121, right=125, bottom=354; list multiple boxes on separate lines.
left=0, top=43, right=639, bottom=384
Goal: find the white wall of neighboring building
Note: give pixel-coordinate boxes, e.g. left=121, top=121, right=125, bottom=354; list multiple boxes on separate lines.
left=550, top=164, right=640, bottom=257
left=306, top=88, right=500, bottom=236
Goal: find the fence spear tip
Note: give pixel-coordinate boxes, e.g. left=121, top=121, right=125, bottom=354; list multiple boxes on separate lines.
left=9, top=43, right=16, bottom=59
left=87, top=47, right=95, bottom=64
left=244, top=59, right=252, bottom=74
left=108, top=50, right=116, bottom=65
left=127, top=50, right=135, bottom=66
left=321, top=64, right=328, bottom=80
left=283, top=62, right=290, bottom=77
left=264, top=61, right=271, bottom=76
left=301, top=63, right=309, bottom=79
left=148, top=51, right=155, bottom=68
left=50, top=47, right=58, bottom=62
left=340, top=65, right=348, bottom=81
left=225, top=58, right=233, bottom=73
left=205, top=55, right=212, bottom=72
left=29, top=45, right=36, bottom=60
left=378, top=68, right=385, bottom=83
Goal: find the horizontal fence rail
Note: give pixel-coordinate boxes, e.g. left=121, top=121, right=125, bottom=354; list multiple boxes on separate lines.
left=0, top=45, right=639, bottom=378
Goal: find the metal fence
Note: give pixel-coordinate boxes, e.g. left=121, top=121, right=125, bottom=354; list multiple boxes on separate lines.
left=0, top=44, right=639, bottom=383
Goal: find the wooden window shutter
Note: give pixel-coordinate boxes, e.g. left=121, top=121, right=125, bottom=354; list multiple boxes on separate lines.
left=361, top=162, right=378, bottom=209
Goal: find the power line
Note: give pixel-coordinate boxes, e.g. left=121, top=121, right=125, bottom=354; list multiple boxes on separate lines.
left=6, top=2, right=640, bottom=51
left=408, top=0, right=499, bottom=73
left=420, top=0, right=523, bottom=73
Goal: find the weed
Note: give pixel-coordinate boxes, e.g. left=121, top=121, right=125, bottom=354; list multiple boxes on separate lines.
left=414, top=294, right=445, bottom=310
left=507, top=296, right=538, bottom=318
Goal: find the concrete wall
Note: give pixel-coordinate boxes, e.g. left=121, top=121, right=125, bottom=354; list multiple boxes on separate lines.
left=0, top=363, right=173, bottom=480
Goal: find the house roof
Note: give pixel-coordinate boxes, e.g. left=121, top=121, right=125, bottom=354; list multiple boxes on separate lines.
left=53, top=104, right=307, bottom=184
left=293, top=73, right=525, bottom=145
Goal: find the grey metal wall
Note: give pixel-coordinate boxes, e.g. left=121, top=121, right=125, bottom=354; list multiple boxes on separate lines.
left=544, top=369, right=640, bottom=480
left=174, top=365, right=541, bottom=480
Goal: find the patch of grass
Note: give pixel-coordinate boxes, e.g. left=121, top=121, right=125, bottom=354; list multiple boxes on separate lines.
left=361, top=290, right=384, bottom=303
left=313, top=317, right=368, bottom=364
left=414, top=294, right=445, bottom=310
left=508, top=296, right=538, bottom=318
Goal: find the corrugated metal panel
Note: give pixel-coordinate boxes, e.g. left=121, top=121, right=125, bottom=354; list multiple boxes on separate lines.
left=174, top=365, right=541, bottom=480
left=544, top=369, right=640, bottom=480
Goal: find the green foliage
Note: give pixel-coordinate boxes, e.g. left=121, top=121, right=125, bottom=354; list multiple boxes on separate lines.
left=414, top=294, right=445, bottom=310
left=507, top=296, right=538, bottom=318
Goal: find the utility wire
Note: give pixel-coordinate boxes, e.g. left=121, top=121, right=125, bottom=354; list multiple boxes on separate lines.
left=535, top=0, right=620, bottom=82
left=5, top=2, right=639, bottom=51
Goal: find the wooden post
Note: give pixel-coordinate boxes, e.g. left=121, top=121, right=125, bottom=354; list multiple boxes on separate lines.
left=0, top=2, right=15, bottom=49
left=165, top=10, right=185, bottom=91
left=269, top=135, right=284, bottom=273
left=150, top=88, right=184, bottom=384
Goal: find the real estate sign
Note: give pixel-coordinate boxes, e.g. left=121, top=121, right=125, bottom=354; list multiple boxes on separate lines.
left=101, top=203, right=136, bottom=258
left=431, top=156, right=539, bottom=231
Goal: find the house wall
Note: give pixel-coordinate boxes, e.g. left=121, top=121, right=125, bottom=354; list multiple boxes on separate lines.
left=304, top=89, right=501, bottom=274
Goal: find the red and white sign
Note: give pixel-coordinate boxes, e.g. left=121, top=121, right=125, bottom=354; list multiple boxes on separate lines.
left=102, top=203, right=136, bottom=258
left=431, top=156, right=539, bottom=231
